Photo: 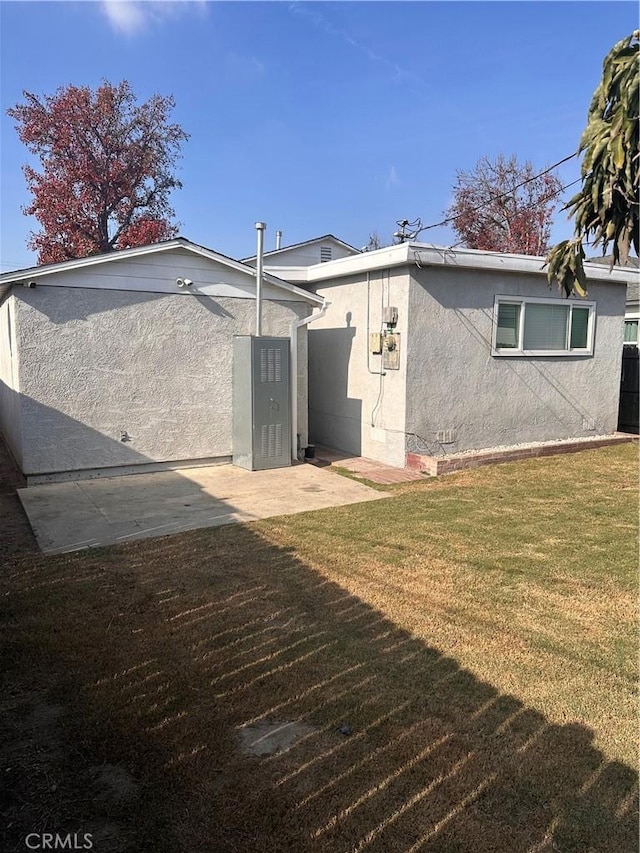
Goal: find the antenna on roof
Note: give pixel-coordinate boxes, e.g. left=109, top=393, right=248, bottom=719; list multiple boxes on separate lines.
left=393, top=218, right=426, bottom=243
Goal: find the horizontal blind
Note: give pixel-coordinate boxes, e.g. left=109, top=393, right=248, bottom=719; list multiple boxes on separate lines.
left=523, top=303, right=568, bottom=350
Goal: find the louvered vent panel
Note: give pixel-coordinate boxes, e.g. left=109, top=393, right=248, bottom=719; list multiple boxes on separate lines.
left=320, top=246, right=332, bottom=262
left=259, top=348, right=283, bottom=383
left=260, top=423, right=283, bottom=458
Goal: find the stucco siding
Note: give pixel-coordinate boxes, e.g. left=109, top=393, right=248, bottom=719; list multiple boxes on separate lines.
left=14, top=286, right=308, bottom=476
left=308, top=270, right=409, bottom=466
left=0, top=293, right=23, bottom=465
left=406, top=267, right=626, bottom=456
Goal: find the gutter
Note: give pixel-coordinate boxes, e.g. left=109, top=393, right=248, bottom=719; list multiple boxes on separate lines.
left=289, top=242, right=638, bottom=287
left=290, top=299, right=329, bottom=461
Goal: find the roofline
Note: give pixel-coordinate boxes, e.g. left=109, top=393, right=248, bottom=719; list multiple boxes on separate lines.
left=0, top=238, right=324, bottom=305
left=296, top=242, right=638, bottom=285
left=242, top=233, right=361, bottom=262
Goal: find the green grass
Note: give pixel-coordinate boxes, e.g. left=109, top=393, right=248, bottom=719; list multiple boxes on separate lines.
left=261, top=446, right=639, bottom=763
left=1, top=444, right=637, bottom=853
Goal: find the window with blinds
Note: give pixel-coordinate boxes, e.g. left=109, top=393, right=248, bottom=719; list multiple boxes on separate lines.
left=493, top=297, right=595, bottom=356
left=624, top=319, right=638, bottom=345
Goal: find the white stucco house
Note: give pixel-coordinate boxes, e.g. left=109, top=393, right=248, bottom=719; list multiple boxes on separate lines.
left=2, top=233, right=636, bottom=484
left=0, top=238, right=324, bottom=483
left=242, top=233, right=361, bottom=273
left=588, top=255, right=639, bottom=345
left=261, top=242, right=637, bottom=471
left=623, top=279, right=639, bottom=345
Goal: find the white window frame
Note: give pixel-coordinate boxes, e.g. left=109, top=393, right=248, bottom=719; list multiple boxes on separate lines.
left=492, top=295, right=596, bottom=357
left=623, top=313, right=639, bottom=346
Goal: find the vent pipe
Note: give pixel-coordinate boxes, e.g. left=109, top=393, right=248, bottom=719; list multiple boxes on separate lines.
left=255, top=221, right=266, bottom=336
left=275, top=230, right=283, bottom=250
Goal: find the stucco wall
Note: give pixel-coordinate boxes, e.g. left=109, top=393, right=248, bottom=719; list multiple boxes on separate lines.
left=14, top=286, right=308, bottom=476
left=0, top=293, right=23, bottom=466
left=406, top=266, right=627, bottom=456
left=308, top=270, right=410, bottom=466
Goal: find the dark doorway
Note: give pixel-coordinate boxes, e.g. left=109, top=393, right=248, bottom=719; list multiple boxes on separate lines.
left=618, top=345, right=639, bottom=434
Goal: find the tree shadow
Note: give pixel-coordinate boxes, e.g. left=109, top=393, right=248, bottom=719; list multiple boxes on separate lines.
left=1, top=519, right=636, bottom=852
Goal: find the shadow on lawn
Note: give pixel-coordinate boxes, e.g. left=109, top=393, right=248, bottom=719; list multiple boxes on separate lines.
left=1, top=520, right=638, bottom=853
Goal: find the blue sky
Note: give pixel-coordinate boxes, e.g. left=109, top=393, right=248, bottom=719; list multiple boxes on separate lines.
left=0, top=1, right=636, bottom=270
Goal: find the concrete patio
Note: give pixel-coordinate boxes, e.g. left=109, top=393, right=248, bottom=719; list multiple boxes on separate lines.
left=18, top=461, right=390, bottom=555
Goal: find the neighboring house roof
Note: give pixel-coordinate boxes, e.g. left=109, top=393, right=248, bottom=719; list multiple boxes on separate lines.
left=587, top=255, right=640, bottom=308
left=0, top=237, right=324, bottom=304
left=242, top=234, right=360, bottom=262
left=267, top=241, right=638, bottom=287
left=626, top=281, right=640, bottom=309
left=587, top=254, right=639, bottom=268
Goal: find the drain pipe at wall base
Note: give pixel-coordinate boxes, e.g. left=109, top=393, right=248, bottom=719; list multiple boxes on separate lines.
left=290, top=299, right=329, bottom=461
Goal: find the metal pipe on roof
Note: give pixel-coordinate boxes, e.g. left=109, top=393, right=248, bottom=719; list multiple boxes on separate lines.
left=255, top=222, right=266, bottom=336
left=276, top=230, right=283, bottom=250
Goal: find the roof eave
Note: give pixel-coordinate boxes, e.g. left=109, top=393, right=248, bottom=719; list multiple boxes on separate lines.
left=298, top=242, right=636, bottom=285
left=0, top=239, right=190, bottom=284
left=0, top=239, right=324, bottom=305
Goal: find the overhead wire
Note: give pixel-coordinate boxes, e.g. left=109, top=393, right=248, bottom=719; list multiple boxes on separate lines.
left=401, top=151, right=581, bottom=239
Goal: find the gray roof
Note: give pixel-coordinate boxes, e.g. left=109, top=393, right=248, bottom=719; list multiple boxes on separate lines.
left=586, top=255, right=639, bottom=305
left=587, top=254, right=639, bottom=268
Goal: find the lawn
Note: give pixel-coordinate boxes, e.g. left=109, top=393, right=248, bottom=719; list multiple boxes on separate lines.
left=1, top=445, right=638, bottom=853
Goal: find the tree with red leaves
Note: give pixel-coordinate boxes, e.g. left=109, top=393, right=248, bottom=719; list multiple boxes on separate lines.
left=7, top=80, right=189, bottom=264
left=446, top=154, right=563, bottom=256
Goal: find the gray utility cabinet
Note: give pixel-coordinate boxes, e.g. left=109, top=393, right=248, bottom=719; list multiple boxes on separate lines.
left=233, top=336, right=291, bottom=470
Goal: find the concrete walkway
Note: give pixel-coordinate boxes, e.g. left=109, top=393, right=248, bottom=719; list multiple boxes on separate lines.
left=309, top=445, right=426, bottom=484
left=18, top=462, right=390, bottom=555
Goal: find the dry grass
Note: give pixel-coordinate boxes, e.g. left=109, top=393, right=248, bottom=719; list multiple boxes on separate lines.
left=1, top=444, right=638, bottom=852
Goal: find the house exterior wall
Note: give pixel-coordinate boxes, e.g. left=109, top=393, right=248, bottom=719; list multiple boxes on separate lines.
left=24, top=247, right=293, bottom=301
left=626, top=281, right=639, bottom=314
left=14, top=285, right=308, bottom=476
left=0, top=293, right=23, bottom=466
left=247, top=239, right=358, bottom=268
left=308, top=270, right=410, bottom=467
left=406, top=266, right=627, bottom=456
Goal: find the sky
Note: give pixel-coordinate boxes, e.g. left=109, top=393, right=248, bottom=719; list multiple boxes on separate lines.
left=0, top=0, right=637, bottom=271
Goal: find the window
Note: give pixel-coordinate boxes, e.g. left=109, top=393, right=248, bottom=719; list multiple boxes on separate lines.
left=624, top=318, right=638, bottom=345
left=493, top=296, right=595, bottom=356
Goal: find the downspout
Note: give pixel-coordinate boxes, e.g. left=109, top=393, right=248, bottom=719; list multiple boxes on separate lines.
left=290, top=299, right=329, bottom=461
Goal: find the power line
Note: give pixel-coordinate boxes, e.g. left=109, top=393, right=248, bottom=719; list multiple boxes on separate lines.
left=396, top=152, right=580, bottom=240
